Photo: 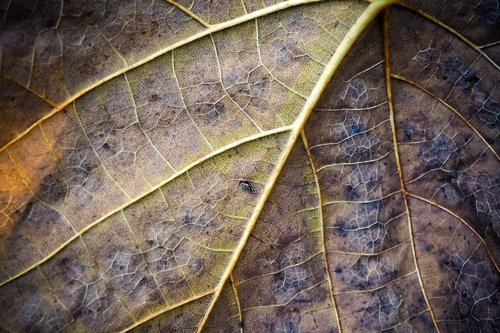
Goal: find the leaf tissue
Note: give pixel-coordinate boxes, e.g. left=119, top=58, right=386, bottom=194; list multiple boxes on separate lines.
left=0, top=0, right=498, bottom=332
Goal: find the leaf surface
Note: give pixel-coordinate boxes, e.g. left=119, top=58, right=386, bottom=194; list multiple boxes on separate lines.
left=0, top=0, right=498, bottom=332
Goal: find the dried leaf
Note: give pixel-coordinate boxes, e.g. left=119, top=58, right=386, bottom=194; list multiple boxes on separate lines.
left=0, top=0, right=498, bottom=332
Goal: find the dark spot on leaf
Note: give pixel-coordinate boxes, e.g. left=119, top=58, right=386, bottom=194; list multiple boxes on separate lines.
left=150, top=94, right=161, bottom=102
left=438, top=251, right=462, bottom=275
left=333, top=225, right=348, bottom=238
left=189, top=258, right=204, bottom=276
left=60, top=257, right=70, bottom=267
left=369, top=201, right=381, bottom=210
left=193, top=104, right=221, bottom=124
left=424, top=244, right=434, bottom=252
left=462, top=71, right=480, bottom=89
left=83, top=10, right=94, bottom=18
left=349, top=123, right=363, bottom=135
left=404, top=127, right=415, bottom=140
left=239, top=180, right=257, bottom=194
left=181, top=214, right=194, bottom=224
left=346, top=184, right=360, bottom=200
left=215, top=102, right=226, bottom=117
left=441, top=185, right=458, bottom=202
left=38, top=172, right=68, bottom=205
left=275, top=46, right=293, bottom=68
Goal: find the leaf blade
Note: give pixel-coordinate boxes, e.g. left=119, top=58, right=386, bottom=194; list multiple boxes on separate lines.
left=0, top=0, right=498, bottom=332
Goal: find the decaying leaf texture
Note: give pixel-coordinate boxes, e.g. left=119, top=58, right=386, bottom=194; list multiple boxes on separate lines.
left=0, top=0, right=498, bottom=332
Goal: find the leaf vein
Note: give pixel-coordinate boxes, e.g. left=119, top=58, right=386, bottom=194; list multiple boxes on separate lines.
left=0, top=126, right=292, bottom=287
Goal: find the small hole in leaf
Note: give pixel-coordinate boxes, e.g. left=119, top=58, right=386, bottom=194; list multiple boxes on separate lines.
left=239, top=180, right=257, bottom=194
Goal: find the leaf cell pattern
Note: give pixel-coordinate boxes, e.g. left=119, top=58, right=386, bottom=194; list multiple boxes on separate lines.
left=0, top=0, right=498, bottom=332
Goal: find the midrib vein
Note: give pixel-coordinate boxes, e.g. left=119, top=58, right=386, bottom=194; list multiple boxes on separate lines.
left=3, top=0, right=400, bottom=330
left=383, top=9, right=440, bottom=332
left=0, top=125, right=292, bottom=287
left=0, top=0, right=323, bottom=154
left=195, top=1, right=399, bottom=331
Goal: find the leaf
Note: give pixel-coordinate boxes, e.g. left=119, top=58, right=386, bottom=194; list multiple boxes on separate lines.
left=0, top=0, right=498, bottom=332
